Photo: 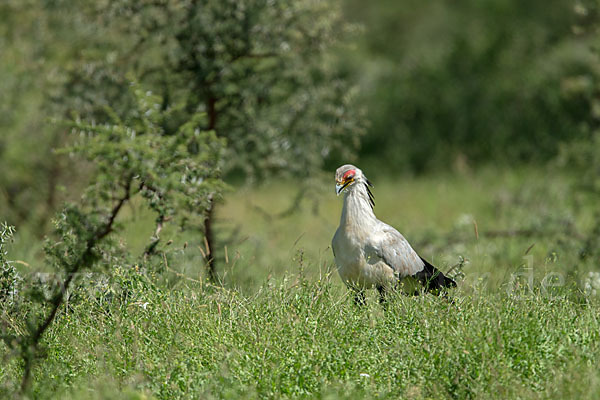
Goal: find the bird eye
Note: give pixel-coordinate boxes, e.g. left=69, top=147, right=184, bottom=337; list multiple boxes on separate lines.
left=342, top=169, right=356, bottom=181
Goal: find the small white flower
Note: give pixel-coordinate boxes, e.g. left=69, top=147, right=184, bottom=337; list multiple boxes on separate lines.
left=359, top=373, right=370, bottom=378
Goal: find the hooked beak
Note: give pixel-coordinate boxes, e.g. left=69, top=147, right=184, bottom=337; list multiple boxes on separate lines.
left=335, top=179, right=353, bottom=196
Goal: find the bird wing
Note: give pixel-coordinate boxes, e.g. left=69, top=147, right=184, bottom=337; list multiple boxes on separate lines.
left=365, top=223, right=425, bottom=278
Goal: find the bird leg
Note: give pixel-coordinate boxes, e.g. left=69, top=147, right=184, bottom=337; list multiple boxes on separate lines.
left=376, top=285, right=387, bottom=305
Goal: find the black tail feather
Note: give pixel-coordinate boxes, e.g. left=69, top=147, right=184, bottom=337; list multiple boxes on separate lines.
left=414, top=257, right=457, bottom=292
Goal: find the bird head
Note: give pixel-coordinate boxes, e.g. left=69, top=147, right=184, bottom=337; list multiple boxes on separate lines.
left=335, top=164, right=369, bottom=195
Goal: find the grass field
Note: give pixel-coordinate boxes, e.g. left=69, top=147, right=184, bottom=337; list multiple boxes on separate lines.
left=2, top=167, right=600, bottom=398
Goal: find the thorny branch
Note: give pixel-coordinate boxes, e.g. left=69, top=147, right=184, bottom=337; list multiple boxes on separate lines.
left=19, top=176, right=133, bottom=395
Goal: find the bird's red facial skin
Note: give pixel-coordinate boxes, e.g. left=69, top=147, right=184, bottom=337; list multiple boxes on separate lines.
left=343, top=169, right=356, bottom=181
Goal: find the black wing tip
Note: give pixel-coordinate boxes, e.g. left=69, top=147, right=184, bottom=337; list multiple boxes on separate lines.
left=416, top=257, right=457, bottom=291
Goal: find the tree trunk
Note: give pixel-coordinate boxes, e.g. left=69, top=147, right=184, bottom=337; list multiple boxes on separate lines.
left=44, top=132, right=62, bottom=228
left=204, top=94, right=218, bottom=283
left=204, top=196, right=217, bottom=283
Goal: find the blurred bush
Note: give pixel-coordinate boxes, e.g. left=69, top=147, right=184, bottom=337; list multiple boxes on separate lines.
left=343, top=0, right=600, bottom=173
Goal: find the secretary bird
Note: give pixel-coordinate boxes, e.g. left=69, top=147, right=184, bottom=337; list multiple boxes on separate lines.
left=332, top=164, right=456, bottom=304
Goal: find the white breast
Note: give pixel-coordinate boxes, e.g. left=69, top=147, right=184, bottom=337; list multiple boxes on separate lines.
left=332, top=228, right=395, bottom=289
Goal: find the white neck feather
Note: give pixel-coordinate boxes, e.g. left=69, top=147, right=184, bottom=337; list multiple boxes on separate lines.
left=340, top=181, right=376, bottom=229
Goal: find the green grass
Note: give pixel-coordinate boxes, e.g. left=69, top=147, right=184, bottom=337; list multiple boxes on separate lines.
left=3, top=167, right=600, bottom=398
left=2, top=271, right=600, bottom=399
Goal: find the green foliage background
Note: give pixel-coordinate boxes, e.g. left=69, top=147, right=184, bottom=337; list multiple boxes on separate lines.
left=1, top=0, right=599, bottom=225
left=343, top=0, right=600, bottom=172
left=0, top=0, right=364, bottom=228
